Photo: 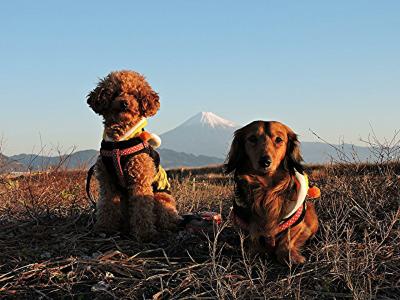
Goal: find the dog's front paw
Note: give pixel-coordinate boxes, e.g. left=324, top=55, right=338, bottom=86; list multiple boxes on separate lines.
left=290, top=252, right=306, bottom=264
left=276, top=250, right=306, bottom=265
left=130, top=224, right=158, bottom=242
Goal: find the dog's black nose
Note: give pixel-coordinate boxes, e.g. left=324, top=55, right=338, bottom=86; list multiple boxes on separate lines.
left=259, top=156, right=272, bottom=168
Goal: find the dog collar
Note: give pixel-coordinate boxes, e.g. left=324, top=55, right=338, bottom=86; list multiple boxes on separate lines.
left=102, top=118, right=162, bottom=149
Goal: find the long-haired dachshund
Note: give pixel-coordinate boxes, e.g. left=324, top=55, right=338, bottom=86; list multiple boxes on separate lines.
left=225, top=121, right=319, bottom=264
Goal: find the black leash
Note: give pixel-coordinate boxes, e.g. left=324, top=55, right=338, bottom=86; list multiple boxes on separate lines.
left=86, top=165, right=97, bottom=211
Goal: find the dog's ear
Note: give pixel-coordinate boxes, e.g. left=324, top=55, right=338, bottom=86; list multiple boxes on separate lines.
left=87, top=86, right=108, bottom=115
left=284, top=130, right=304, bottom=174
left=137, top=88, right=160, bottom=117
left=224, top=129, right=245, bottom=174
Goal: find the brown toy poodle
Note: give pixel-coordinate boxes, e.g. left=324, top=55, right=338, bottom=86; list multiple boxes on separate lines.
left=87, top=70, right=180, bottom=241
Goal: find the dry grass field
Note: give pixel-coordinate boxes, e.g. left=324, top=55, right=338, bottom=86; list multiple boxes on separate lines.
left=0, top=162, right=399, bottom=299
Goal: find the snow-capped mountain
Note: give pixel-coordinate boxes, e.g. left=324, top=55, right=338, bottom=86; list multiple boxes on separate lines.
left=160, top=112, right=239, bottom=158
left=182, top=112, right=238, bottom=129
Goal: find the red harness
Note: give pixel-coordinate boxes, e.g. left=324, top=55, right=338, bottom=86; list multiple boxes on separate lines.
left=277, top=202, right=305, bottom=233
left=100, top=141, right=149, bottom=188
left=232, top=202, right=306, bottom=237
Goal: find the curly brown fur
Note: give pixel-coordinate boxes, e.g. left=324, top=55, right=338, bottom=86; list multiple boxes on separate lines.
left=87, top=70, right=180, bottom=241
left=226, top=121, right=319, bottom=264
left=87, top=70, right=160, bottom=141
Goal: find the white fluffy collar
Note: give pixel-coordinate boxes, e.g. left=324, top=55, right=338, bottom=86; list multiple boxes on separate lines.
left=103, top=118, right=147, bottom=142
left=281, top=170, right=308, bottom=220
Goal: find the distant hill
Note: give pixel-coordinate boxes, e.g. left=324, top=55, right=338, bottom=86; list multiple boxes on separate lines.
left=9, top=150, right=99, bottom=171
left=1, top=148, right=223, bottom=173
left=158, top=148, right=223, bottom=168
left=1, top=142, right=376, bottom=174
left=301, top=142, right=373, bottom=164
left=0, top=154, right=27, bottom=173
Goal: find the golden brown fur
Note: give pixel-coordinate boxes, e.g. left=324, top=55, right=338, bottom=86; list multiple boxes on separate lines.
left=226, top=121, right=319, bottom=264
left=87, top=70, right=180, bottom=241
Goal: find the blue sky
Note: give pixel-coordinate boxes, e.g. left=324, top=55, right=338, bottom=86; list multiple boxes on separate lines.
left=1, top=1, right=399, bottom=155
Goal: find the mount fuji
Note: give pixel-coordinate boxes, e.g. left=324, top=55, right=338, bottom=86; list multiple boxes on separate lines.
left=160, top=112, right=239, bottom=158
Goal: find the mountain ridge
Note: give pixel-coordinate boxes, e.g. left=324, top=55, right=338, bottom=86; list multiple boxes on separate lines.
left=0, top=148, right=223, bottom=173
left=0, top=154, right=27, bottom=173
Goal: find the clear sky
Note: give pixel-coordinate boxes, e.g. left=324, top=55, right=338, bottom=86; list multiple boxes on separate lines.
left=1, top=1, right=399, bottom=155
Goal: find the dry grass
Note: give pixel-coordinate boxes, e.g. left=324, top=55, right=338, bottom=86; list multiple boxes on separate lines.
left=0, top=163, right=399, bottom=299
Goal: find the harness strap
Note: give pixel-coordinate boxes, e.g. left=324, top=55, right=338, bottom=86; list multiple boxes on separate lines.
left=277, top=201, right=306, bottom=234
left=232, top=201, right=307, bottom=239
left=100, top=141, right=148, bottom=157
left=86, top=165, right=97, bottom=211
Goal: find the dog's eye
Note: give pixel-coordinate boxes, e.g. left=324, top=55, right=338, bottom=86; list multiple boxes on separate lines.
left=275, top=137, right=283, bottom=144
left=112, top=90, right=120, bottom=99
left=120, top=100, right=129, bottom=112
left=248, top=135, right=257, bottom=144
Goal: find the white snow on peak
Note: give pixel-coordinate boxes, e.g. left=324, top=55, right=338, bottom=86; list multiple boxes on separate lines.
left=183, top=112, right=238, bottom=129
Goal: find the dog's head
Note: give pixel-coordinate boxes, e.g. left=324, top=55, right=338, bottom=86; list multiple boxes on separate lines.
left=225, top=121, right=303, bottom=175
left=87, top=70, right=160, bottom=134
